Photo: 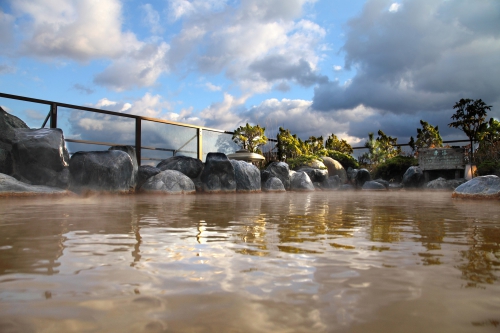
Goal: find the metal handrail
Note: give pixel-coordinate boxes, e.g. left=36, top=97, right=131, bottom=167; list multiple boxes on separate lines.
left=0, top=92, right=235, bottom=164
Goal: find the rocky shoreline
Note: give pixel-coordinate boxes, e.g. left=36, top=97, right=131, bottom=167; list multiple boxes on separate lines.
left=1, top=107, right=499, bottom=199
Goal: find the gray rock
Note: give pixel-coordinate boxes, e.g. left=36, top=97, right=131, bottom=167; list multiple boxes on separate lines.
left=157, top=156, right=204, bottom=179
left=11, top=128, right=70, bottom=188
left=452, top=175, right=500, bottom=199
left=137, top=165, right=161, bottom=191
left=341, top=184, right=355, bottom=191
left=0, top=107, right=29, bottom=151
left=323, top=175, right=342, bottom=190
left=297, top=167, right=328, bottom=183
left=321, top=157, right=347, bottom=184
left=0, top=147, right=12, bottom=175
left=347, top=167, right=357, bottom=182
left=200, top=152, right=236, bottom=193
left=230, top=160, right=261, bottom=192
left=69, top=150, right=134, bottom=193
left=290, top=171, right=315, bottom=191
left=109, top=146, right=138, bottom=189
left=403, top=166, right=424, bottom=188
left=355, top=168, right=371, bottom=188
left=0, top=173, right=68, bottom=196
left=262, top=176, right=286, bottom=192
left=373, top=178, right=390, bottom=189
left=266, top=162, right=291, bottom=190
left=389, top=183, right=403, bottom=190
left=362, top=181, right=387, bottom=191
left=426, top=177, right=466, bottom=190
left=140, top=170, right=195, bottom=194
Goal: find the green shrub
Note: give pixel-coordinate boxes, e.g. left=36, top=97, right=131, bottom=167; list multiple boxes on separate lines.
left=287, top=155, right=325, bottom=170
left=477, top=161, right=500, bottom=176
left=373, top=156, right=418, bottom=181
left=327, top=150, right=359, bottom=170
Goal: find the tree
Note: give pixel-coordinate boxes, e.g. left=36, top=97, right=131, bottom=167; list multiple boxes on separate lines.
left=448, top=98, right=492, bottom=163
left=325, top=133, right=353, bottom=154
left=361, top=130, right=401, bottom=167
left=304, top=135, right=327, bottom=156
left=415, top=120, right=443, bottom=149
left=276, top=127, right=302, bottom=161
left=232, top=123, right=268, bottom=153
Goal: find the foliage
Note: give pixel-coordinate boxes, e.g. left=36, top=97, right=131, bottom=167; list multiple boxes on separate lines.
left=326, top=150, right=359, bottom=170
left=287, top=155, right=325, bottom=170
left=276, top=127, right=302, bottom=161
left=477, top=118, right=500, bottom=148
left=304, top=136, right=328, bottom=156
left=415, top=120, right=443, bottom=148
left=373, top=156, right=418, bottom=182
left=361, top=130, right=402, bottom=168
left=475, top=119, right=500, bottom=176
left=232, top=123, right=268, bottom=153
left=325, top=133, right=353, bottom=154
left=408, top=136, right=416, bottom=154
left=448, top=98, right=492, bottom=162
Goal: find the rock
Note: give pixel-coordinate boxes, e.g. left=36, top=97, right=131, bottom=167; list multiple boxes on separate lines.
left=157, top=156, right=203, bottom=179
left=69, top=150, right=134, bottom=193
left=355, top=168, right=371, bottom=188
left=140, top=170, right=195, bottom=194
left=109, top=146, right=138, bottom=189
left=290, top=171, right=315, bottom=191
left=426, top=177, right=466, bottom=190
left=0, top=148, right=12, bottom=175
left=137, top=165, right=161, bottom=191
left=362, top=181, right=387, bottom=191
left=323, top=175, right=342, bottom=190
left=266, top=162, right=291, bottom=190
left=293, top=158, right=327, bottom=170
left=341, top=184, right=355, bottom=191
left=373, top=178, right=390, bottom=189
left=200, top=152, right=236, bottom=193
left=230, top=160, right=261, bottom=192
left=321, top=157, right=347, bottom=184
left=0, top=173, right=68, bottom=196
left=402, top=166, right=424, bottom=188
left=297, top=167, right=328, bottom=183
left=261, top=169, right=271, bottom=183
left=0, top=106, right=29, bottom=151
left=11, top=128, right=70, bottom=188
left=389, top=183, right=403, bottom=190
left=452, top=175, right=500, bottom=199
left=262, top=176, right=286, bottom=192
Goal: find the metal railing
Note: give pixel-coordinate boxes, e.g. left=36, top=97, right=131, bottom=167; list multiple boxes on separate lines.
left=0, top=92, right=235, bottom=166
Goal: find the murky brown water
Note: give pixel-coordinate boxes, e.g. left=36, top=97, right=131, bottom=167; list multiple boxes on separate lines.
left=0, top=191, right=499, bottom=333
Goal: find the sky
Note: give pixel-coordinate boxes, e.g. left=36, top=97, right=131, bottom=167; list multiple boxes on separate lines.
left=1, top=0, right=499, bottom=154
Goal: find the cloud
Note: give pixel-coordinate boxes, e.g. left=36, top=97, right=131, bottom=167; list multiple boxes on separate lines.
left=389, top=3, right=401, bottom=12
left=142, top=4, right=163, bottom=35
left=73, top=83, right=94, bottom=95
left=312, top=0, right=500, bottom=122
left=93, top=42, right=169, bottom=91
left=0, top=10, right=15, bottom=47
left=0, top=63, right=16, bottom=74
left=205, top=82, right=222, bottom=91
left=168, top=0, right=325, bottom=94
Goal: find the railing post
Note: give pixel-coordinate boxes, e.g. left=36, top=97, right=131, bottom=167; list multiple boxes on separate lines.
left=135, top=118, right=142, bottom=166
left=50, top=103, right=57, bottom=128
left=197, top=128, right=203, bottom=161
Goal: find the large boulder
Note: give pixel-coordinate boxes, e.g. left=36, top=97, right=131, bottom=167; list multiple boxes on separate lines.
left=402, top=166, right=424, bottom=188
left=297, top=167, right=328, bottom=184
left=362, top=181, right=387, bottom=191
left=355, top=168, right=371, bottom=188
left=109, top=146, right=138, bottom=189
left=290, top=171, right=315, bottom=191
left=262, top=176, right=286, bottom=192
left=200, top=152, right=236, bottom=193
left=0, top=173, right=69, bottom=196
left=137, top=165, right=161, bottom=191
left=265, top=162, right=291, bottom=190
left=230, top=160, right=261, bottom=192
left=321, top=157, right=347, bottom=184
left=157, top=155, right=204, bottom=179
left=0, top=107, right=29, bottom=175
left=452, top=175, right=500, bottom=199
left=323, top=175, right=342, bottom=190
left=69, top=150, right=134, bottom=193
left=426, top=177, right=466, bottom=190
left=10, top=128, right=70, bottom=188
left=0, top=107, right=29, bottom=150
left=140, top=170, right=195, bottom=194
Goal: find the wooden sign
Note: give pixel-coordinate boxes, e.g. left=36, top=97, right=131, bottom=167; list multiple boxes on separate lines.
left=418, top=148, right=465, bottom=171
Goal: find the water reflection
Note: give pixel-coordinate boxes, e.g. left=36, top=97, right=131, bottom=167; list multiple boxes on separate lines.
left=0, top=192, right=499, bottom=332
